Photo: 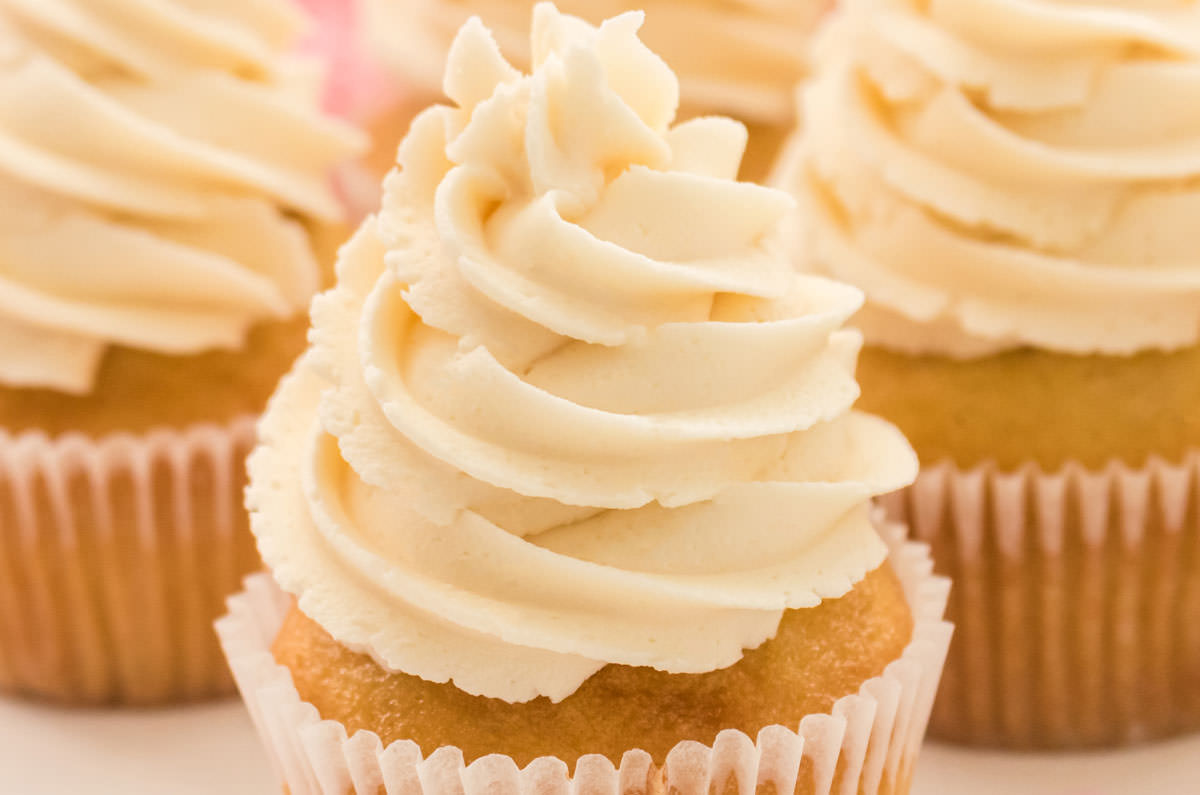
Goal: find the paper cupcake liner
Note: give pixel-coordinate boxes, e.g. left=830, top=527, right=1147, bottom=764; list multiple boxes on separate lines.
left=0, top=417, right=261, bottom=705
left=878, top=451, right=1200, bottom=749
left=216, top=520, right=951, bottom=795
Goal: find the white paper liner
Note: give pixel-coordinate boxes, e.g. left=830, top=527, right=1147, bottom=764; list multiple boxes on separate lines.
left=217, top=520, right=950, bottom=795
left=879, top=451, right=1200, bottom=749
left=0, top=417, right=260, bottom=705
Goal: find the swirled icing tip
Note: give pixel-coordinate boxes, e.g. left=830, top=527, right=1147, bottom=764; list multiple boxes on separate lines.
left=374, top=2, right=802, bottom=350
left=251, top=1, right=917, bottom=705
left=364, top=0, right=831, bottom=125
left=438, top=4, right=685, bottom=205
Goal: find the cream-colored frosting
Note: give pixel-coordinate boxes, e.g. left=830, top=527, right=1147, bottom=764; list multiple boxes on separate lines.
left=0, top=0, right=365, bottom=393
left=365, top=0, right=828, bottom=124
left=780, top=0, right=1200, bottom=357
left=248, top=5, right=917, bottom=704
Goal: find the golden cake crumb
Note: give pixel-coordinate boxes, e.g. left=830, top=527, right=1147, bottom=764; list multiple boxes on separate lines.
left=273, top=563, right=913, bottom=767
left=855, top=345, right=1200, bottom=471
left=0, top=223, right=349, bottom=437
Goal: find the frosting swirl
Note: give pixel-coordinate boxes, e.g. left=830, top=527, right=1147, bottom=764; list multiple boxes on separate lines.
left=249, top=5, right=917, bottom=703
left=0, top=0, right=365, bottom=393
left=781, top=0, right=1200, bottom=357
left=365, top=0, right=829, bottom=123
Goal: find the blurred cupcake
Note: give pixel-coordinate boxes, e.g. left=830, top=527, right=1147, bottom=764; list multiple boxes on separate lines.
left=779, top=0, right=1200, bottom=747
left=218, top=5, right=950, bottom=792
left=0, top=0, right=364, bottom=704
left=361, top=0, right=833, bottom=181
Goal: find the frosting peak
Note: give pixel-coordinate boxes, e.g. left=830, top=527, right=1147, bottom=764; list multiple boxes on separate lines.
left=782, top=0, right=1200, bottom=358
left=366, top=0, right=829, bottom=124
left=250, top=4, right=916, bottom=703
left=0, top=0, right=365, bottom=393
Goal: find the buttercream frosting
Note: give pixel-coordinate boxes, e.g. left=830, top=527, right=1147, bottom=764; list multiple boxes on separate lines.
left=0, top=0, right=365, bottom=393
left=780, top=0, right=1200, bottom=357
left=365, top=0, right=829, bottom=124
left=248, top=5, right=917, bottom=704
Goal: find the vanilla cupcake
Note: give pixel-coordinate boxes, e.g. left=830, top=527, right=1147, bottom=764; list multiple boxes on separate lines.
left=218, top=6, right=950, bottom=792
left=779, top=0, right=1200, bottom=747
left=0, top=0, right=363, bottom=704
left=360, top=0, right=832, bottom=181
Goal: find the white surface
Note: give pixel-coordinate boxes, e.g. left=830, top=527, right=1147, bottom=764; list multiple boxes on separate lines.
left=913, top=738, right=1200, bottom=795
left=0, top=698, right=273, bottom=795
left=0, top=697, right=1197, bottom=794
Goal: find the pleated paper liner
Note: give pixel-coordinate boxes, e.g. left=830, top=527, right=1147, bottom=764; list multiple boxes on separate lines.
left=879, top=451, right=1200, bottom=749
left=217, top=520, right=951, bottom=795
left=0, top=417, right=260, bottom=705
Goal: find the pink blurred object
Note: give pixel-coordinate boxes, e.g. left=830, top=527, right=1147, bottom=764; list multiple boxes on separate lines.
left=294, top=0, right=400, bottom=121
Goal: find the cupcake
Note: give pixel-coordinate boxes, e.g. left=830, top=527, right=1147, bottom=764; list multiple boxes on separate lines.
left=779, top=0, right=1200, bottom=747
left=218, top=5, right=950, bottom=793
left=361, top=0, right=833, bottom=182
left=0, top=0, right=364, bottom=704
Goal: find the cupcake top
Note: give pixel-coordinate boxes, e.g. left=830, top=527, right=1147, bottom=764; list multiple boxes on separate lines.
left=249, top=3, right=917, bottom=704
left=366, top=0, right=829, bottom=124
left=783, top=0, right=1200, bottom=357
left=0, top=0, right=364, bottom=393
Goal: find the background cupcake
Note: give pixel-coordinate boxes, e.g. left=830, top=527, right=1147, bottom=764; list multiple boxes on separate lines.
left=220, top=5, right=950, bottom=792
left=779, top=0, right=1200, bottom=748
left=360, top=0, right=833, bottom=181
left=0, top=0, right=363, bottom=705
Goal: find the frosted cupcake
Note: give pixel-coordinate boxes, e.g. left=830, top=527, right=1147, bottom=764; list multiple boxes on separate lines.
left=0, top=0, right=363, bottom=704
left=360, top=0, right=832, bottom=181
left=779, top=0, right=1200, bottom=747
left=218, top=6, right=950, bottom=792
